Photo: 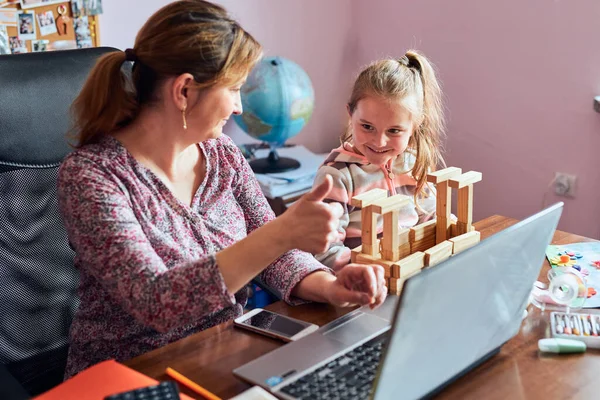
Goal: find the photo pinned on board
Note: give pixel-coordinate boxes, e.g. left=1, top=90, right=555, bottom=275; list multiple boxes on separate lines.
left=17, top=10, right=36, bottom=41
left=0, top=26, right=10, bottom=55
left=9, top=36, right=27, bottom=54
left=19, top=0, right=65, bottom=9
left=31, top=39, right=49, bottom=52
left=71, top=0, right=103, bottom=17
left=73, top=16, right=92, bottom=48
left=36, top=10, right=57, bottom=36
left=0, top=8, right=18, bottom=27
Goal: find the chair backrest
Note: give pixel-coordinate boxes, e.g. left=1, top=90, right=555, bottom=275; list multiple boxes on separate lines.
left=0, top=47, right=117, bottom=396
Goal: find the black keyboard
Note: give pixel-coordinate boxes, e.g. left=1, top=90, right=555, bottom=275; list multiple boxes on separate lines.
left=104, top=381, right=179, bottom=400
left=279, top=335, right=386, bottom=400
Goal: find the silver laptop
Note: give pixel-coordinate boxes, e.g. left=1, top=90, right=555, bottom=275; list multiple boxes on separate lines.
left=234, top=203, right=563, bottom=400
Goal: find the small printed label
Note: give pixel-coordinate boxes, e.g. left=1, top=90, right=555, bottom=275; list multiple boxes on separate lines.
left=265, top=376, right=283, bottom=387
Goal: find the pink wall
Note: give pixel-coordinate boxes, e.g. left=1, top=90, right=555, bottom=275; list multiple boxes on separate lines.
left=351, top=0, right=600, bottom=238
left=99, top=0, right=354, bottom=152
left=99, top=1, right=600, bottom=237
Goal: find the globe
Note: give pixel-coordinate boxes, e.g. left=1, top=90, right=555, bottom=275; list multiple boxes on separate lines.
left=233, top=56, right=314, bottom=173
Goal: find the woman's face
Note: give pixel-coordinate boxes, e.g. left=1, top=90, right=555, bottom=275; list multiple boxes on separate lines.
left=187, top=80, right=244, bottom=140
left=349, top=94, right=415, bottom=166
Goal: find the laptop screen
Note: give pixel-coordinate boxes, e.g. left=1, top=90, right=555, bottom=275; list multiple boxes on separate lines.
left=374, top=204, right=562, bottom=400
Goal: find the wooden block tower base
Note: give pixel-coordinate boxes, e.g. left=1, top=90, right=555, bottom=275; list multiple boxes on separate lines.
left=350, top=167, right=482, bottom=295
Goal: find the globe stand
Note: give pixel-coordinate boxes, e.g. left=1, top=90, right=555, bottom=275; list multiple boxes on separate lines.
left=249, top=148, right=300, bottom=174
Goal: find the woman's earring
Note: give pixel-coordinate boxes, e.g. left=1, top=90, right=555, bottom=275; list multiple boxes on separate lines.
left=182, top=106, right=187, bottom=130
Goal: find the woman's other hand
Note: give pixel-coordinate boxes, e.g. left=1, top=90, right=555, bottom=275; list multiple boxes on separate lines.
left=327, top=264, right=387, bottom=309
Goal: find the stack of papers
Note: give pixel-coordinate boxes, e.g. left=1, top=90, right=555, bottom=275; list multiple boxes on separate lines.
left=253, top=146, right=327, bottom=198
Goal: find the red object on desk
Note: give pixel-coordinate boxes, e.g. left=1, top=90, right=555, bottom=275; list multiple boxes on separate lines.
left=34, top=360, right=193, bottom=400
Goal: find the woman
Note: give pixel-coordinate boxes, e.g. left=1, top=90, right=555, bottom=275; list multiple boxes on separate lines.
left=58, top=0, right=386, bottom=378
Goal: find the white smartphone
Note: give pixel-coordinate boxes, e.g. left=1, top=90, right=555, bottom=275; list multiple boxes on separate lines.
left=234, top=308, right=319, bottom=342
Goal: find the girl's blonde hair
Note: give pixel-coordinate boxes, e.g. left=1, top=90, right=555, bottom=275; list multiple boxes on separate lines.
left=342, top=50, right=446, bottom=203
left=70, top=0, right=262, bottom=147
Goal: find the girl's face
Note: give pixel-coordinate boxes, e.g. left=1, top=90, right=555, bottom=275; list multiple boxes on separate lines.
left=349, top=94, right=415, bottom=166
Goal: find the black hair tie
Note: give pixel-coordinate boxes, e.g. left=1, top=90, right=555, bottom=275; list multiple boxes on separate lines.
left=124, top=48, right=138, bottom=62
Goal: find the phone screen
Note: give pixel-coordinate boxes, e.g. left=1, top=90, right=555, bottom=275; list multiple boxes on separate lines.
left=240, top=310, right=308, bottom=338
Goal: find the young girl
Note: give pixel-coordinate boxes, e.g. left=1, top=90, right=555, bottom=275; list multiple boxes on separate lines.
left=314, top=50, right=446, bottom=270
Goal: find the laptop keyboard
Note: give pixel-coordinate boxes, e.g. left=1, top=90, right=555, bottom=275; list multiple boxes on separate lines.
left=278, top=335, right=386, bottom=400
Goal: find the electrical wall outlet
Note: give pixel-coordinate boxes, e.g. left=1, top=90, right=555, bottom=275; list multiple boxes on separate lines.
left=554, top=172, right=577, bottom=197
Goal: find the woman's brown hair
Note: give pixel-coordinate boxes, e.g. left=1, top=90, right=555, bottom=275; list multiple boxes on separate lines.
left=70, top=0, right=262, bottom=147
left=342, top=50, right=446, bottom=206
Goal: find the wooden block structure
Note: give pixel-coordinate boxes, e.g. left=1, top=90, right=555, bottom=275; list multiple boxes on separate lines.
left=350, top=167, right=482, bottom=295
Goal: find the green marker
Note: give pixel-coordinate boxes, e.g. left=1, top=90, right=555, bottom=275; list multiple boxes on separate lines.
left=538, top=338, right=587, bottom=354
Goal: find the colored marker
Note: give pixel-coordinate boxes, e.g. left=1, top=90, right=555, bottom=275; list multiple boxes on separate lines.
left=563, top=315, right=572, bottom=335
left=539, top=338, right=587, bottom=354
left=555, top=314, right=564, bottom=334
left=589, top=316, right=597, bottom=336
left=572, top=315, right=580, bottom=336
left=580, top=315, right=590, bottom=336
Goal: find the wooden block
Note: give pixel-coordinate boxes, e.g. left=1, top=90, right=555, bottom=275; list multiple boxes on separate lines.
left=424, top=240, right=453, bottom=267
left=371, top=194, right=411, bottom=215
left=383, top=243, right=411, bottom=265
left=457, top=185, right=474, bottom=229
left=409, top=219, right=437, bottom=242
left=436, top=183, right=451, bottom=244
left=449, top=231, right=481, bottom=254
left=356, top=253, right=396, bottom=278
left=448, top=171, right=482, bottom=189
left=351, top=245, right=362, bottom=263
left=450, top=222, right=475, bottom=237
left=381, top=210, right=399, bottom=261
left=361, top=206, right=377, bottom=255
left=350, top=188, right=388, bottom=208
left=426, top=167, right=462, bottom=184
left=388, top=277, right=402, bottom=295
left=361, top=240, right=381, bottom=257
left=411, top=237, right=436, bottom=248
left=397, top=228, right=410, bottom=244
left=410, top=238, right=437, bottom=253
left=396, top=251, right=425, bottom=278
left=436, top=217, right=450, bottom=245
left=398, top=242, right=411, bottom=259
left=389, top=269, right=422, bottom=295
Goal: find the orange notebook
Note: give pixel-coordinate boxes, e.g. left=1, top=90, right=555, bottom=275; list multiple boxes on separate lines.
left=34, top=360, right=194, bottom=400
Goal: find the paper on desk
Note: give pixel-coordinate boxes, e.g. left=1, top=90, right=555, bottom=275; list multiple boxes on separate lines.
left=253, top=146, right=326, bottom=183
left=546, top=242, right=600, bottom=308
left=253, top=146, right=326, bottom=198
left=229, top=385, right=279, bottom=400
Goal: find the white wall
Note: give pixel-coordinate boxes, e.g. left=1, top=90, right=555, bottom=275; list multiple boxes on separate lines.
left=98, top=0, right=600, bottom=237
left=350, top=0, right=600, bottom=238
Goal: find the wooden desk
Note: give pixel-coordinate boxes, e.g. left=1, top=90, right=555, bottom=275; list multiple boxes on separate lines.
left=125, top=215, right=600, bottom=399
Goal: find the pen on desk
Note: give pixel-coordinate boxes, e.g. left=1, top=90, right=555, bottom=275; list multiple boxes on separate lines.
left=166, top=367, right=222, bottom=400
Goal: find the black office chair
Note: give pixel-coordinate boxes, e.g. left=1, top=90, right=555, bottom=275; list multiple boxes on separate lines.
left=0, top=47, right=117, bottom=398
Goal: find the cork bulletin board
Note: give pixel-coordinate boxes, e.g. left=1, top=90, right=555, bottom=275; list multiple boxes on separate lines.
left=0, top=0, right=101, bottom=54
